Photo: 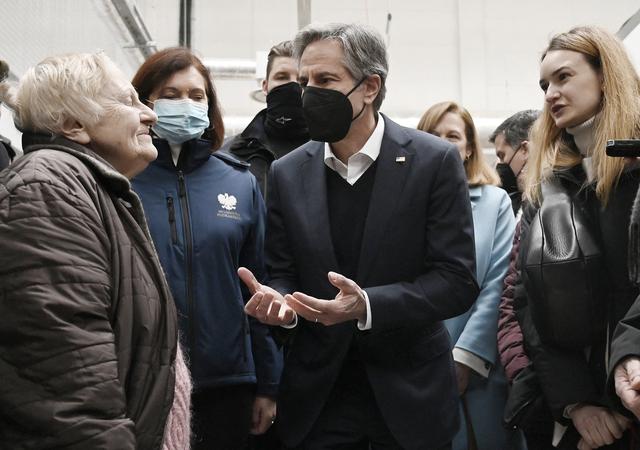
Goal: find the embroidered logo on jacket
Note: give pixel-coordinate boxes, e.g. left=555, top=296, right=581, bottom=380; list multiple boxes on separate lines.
left=217, top=193, right=241, bottom=220
left=275, top=116, right=291, bottom=125
left=218, top=193, right=237, bottom=211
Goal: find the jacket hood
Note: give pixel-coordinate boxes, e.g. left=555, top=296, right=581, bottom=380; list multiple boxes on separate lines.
left=228, top=109, right=308, bottom=160
left=228, top=109, right=273, bottom=158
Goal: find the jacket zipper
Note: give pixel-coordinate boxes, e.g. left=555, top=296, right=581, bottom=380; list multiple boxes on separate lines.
left=166, top=196, right=178, bottom=245
left=177, top=171, right=196, bottom=366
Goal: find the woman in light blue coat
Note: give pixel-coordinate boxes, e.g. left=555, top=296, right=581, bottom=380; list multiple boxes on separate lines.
left=418, top=102, right=525, bottom=450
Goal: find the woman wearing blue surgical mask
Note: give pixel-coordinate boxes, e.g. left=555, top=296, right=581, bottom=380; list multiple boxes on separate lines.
left=131, top=47, right=282, bottom=449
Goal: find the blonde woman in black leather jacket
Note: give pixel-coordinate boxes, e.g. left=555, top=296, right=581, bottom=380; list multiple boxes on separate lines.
left=516, top=26, right=640, bottom=450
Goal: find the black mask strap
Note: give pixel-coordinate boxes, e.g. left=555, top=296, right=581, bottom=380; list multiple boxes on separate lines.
left=346, top=77, right=367, bottom=123
left=346, top=76, right=367, bottom=97
left=506, top=143, right=522, bottom=167
left=351, top=103, right=366, bottom=123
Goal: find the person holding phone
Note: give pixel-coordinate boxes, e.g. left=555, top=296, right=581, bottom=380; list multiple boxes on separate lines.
left=512, top=26, right=640, bottom=450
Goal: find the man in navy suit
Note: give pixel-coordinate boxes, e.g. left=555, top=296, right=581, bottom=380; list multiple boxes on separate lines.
left=239, top=23, right=478, bottom=450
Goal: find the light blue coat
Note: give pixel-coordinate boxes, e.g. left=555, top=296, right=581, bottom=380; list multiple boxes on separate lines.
left=445, top=185, right=526, bottom=450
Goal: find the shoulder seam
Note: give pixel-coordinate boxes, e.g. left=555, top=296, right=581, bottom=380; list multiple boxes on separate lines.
left=213, top=151, right=250, bottom=169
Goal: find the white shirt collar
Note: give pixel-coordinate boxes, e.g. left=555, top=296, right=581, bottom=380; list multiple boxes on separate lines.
left=323, top=113, right=385, bottom=185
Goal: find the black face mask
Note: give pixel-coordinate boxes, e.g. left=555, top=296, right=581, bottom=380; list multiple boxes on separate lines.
left=496, top=163, right=518, bottom=193
left=496, top=144, right=523, bottom=193
left=302, top=78, right=366, bottom=142
left=265, top=82, right=309, bottom=139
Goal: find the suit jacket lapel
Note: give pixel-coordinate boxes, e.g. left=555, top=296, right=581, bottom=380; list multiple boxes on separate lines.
left=357, top=117, right=413, bottom=284
left=301, top=143, right=339, bottom=271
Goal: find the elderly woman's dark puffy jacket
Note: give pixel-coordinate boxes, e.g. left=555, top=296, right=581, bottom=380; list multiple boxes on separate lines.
left=0, top=135, right=178, bottom=449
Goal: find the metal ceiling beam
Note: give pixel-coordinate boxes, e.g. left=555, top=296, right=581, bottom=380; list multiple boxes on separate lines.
left=202, top=58, right=256, bottom=79
left=179, top=0, right=193, bottom=48
left=298, top=0, right=311, bottom=29
left=618, top=7, right=640, bottom=39
left=110, top=0, right=156, bottom=58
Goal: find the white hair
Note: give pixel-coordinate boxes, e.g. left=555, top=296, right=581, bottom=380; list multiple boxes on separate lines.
left=12, top=52, right=116, bottom=134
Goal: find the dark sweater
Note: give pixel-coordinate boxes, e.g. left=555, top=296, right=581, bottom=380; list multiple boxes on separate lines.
left=325, top=161, right=378, bottom=388
left=325, top=161, right=378, bottom=280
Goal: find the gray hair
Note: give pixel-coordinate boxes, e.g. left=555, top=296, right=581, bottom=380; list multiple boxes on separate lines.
left=14, top=52, right=115, bottom=134
left=293, top=23, right=388, bottom=111
left=489, top=109, right=541, bottom=148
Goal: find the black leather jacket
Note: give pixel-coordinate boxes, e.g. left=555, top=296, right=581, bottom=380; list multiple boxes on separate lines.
left=515, top=163, right=640, bottom=422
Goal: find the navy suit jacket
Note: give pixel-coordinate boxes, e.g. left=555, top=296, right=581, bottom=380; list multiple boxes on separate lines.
left=266, top=115, right=479, bottom=449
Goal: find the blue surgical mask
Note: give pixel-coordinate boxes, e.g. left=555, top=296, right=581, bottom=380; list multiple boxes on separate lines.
left=152, top=98, right=210, bottom=144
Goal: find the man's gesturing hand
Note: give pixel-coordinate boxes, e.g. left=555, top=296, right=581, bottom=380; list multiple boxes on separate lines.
left=285, top=271, right=367, bottom=326
left=237, top=267, right=296, bottom=326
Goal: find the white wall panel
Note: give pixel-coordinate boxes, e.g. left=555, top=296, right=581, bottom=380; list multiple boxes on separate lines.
left=0, top=0, right=152, bottom=147
left=135, top=0, right=180, bottom=49
left=0, top=0, right=145, bottom=79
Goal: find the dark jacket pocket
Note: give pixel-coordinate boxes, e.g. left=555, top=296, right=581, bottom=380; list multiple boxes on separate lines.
left=357, top=323, right=451, bottom=367
left=409, top=324, right=451, bottom=367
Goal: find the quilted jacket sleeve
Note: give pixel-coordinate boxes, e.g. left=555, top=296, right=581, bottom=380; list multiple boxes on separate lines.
left=497, top=220, right=531, bottom=382
left=0, top=168, right=136, bottom=448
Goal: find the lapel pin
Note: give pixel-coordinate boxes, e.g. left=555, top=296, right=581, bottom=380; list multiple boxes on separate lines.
left=395, top=156, right=406, bottom=163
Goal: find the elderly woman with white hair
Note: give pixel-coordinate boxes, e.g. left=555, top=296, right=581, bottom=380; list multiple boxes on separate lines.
left=0, top=53, right=190, bottom=449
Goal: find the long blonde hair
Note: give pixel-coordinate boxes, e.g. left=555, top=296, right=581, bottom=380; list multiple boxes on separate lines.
left=418, top=101, right=500, bottom=186
left=525, top=26, right=640, bottom=206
